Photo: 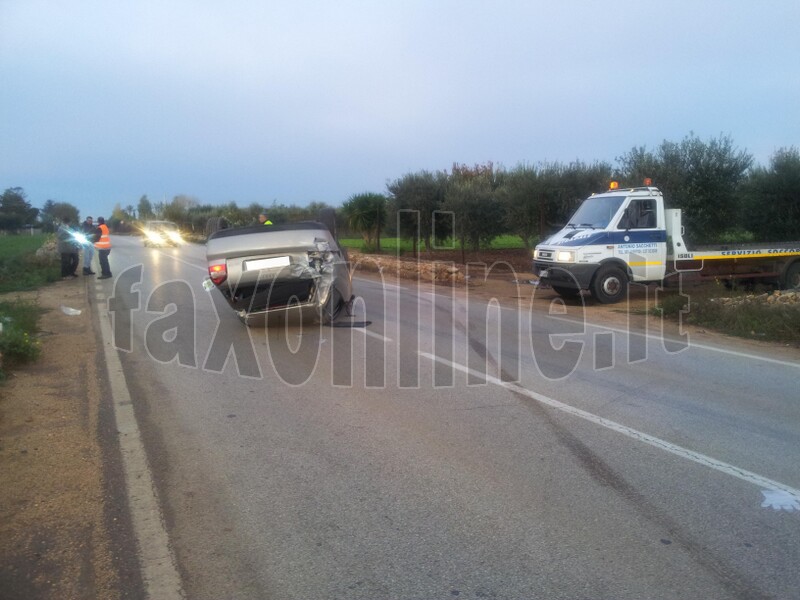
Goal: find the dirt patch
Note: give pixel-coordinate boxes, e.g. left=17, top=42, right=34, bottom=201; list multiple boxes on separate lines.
left=411, top=247, right=533, bottom=273
left=358, top=247, right=533, bottom=274
left=0, top=278, right=127, bottom=600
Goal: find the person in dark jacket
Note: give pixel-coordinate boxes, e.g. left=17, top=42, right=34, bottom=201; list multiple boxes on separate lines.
left=56, top=218, right=80, bottom=278
left=80, top=216, right=97, bottom=275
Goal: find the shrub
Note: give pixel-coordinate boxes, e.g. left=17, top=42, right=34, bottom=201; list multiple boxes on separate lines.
left=0, top=300, right=44, bottom=376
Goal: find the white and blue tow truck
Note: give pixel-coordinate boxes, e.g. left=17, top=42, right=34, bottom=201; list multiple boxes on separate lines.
left=533, top=183, right=800, bottom=303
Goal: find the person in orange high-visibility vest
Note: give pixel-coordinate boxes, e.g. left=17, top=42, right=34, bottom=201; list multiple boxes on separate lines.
left=94, top=216, right=112, bottom=279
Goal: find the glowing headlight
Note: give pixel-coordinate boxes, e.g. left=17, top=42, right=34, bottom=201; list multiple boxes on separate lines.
left=167, top=231, right=182, bottom=243
left=556, top=251, right=575, bottom=262
left=72, top=232, right=89, bottom=245
left=146, top=231, right=163, bottom=242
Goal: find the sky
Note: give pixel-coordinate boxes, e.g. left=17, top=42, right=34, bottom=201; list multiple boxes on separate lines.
left=1, top=0, right=798, bottom=221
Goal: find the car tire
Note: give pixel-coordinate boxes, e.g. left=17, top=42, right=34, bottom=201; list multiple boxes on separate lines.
left=320, top=287, right=343, bottom=325
left=590, top=265, right=628, bottom=304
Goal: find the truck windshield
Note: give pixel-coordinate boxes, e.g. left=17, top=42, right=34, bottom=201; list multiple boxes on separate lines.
left=567, top=195, right=625, bottom=229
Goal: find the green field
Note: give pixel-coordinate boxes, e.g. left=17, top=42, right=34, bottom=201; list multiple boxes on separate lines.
left=0, top=233, right=60, bottom=293
left=338, top=235, right=529, bottom=253
left=0, top=234, right=56, bottom=377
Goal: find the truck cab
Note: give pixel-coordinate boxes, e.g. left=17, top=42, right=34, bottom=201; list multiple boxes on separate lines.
left=533, top=184, right=673, bottom=303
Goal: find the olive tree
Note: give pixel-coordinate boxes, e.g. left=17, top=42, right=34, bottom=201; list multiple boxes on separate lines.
left=39, top=199, right=79, bottom=231
left=496, top=164, right=542, bottom=249
left=617, top=133, right=752, bottom=242
left=445, top=171, right=505, bottom=253
left=740, top=147, right=800, bottom=242
left=0, top=187, right=39, bottom=231
left=387, top=170, right=448, bottom=254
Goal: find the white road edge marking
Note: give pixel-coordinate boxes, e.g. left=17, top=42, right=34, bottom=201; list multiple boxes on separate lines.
left=97, top=301, right=186, bottom=598
left=419, top=352, right=800, bottom=508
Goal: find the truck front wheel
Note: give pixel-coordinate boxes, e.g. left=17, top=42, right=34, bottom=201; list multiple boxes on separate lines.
left=590, top=265, right=628, bottom=304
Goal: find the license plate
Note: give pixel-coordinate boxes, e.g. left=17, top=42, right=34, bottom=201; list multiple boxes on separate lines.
left=244, top=256, right=291, bottom=271
left=538, top=269, right=549, bottom=278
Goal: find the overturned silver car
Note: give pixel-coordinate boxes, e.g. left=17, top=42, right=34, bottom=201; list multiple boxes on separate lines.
left=205, top=222, right=352, bottom=326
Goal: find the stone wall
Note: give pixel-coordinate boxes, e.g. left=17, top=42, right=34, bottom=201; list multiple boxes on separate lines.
left=710, top=290, right=800, bottom=307
left=348, top=250, right=466, bottom=284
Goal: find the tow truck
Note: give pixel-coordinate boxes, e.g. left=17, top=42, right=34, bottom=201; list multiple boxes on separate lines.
left=533, top=182, right=800, bottom=303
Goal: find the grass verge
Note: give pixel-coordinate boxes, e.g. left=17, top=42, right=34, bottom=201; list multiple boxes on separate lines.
left=652, top=286, right=800, bottom=345
left=0, top=234, right=58, bottom=378
left=0, top=234, right=61, bottom=292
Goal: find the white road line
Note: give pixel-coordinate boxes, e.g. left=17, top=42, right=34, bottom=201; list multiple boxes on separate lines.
left=96, top=298, right=185, bottom=599
left=356, top=328, right=393, bottom=343
left=544, top=314, right=800, bottom=370
left=419, top=351, right=800, bottom=503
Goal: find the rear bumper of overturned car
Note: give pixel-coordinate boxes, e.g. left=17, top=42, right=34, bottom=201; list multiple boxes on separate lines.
left=227, top=278, right=316, bottom=313
left=216, top=267, right=351, bottom=322
left=205, top=224, right=353, bottom=324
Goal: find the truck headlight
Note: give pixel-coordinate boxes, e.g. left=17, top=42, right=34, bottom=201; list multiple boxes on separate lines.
left=556, top=251, right=575, bottom=263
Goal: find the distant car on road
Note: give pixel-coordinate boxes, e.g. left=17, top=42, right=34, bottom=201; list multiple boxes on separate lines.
left=142, top=220, right=182, bottom=247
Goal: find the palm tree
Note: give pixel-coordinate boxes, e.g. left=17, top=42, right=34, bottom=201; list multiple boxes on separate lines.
left=341, top=193, right=387, bottom=251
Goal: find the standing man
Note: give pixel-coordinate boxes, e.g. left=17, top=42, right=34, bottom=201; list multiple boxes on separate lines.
left=56, top=218, right=80, bottom=278
left=81, top=215, right=96, bottom=275
left=257, top=212, right=273, bottom=225
left=94, top=217, right=112, bottom=279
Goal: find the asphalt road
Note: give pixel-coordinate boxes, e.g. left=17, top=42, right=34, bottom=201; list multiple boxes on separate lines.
left=96, top=236, right=800, bottom=600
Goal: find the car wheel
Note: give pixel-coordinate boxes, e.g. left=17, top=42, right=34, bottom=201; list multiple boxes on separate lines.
left=590, top=265, right=628, bottom=304
left=320, top=287, right=343, bottom=324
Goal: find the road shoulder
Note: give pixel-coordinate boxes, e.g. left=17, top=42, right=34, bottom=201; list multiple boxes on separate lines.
left=0, top=277, right=142, bottom=599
